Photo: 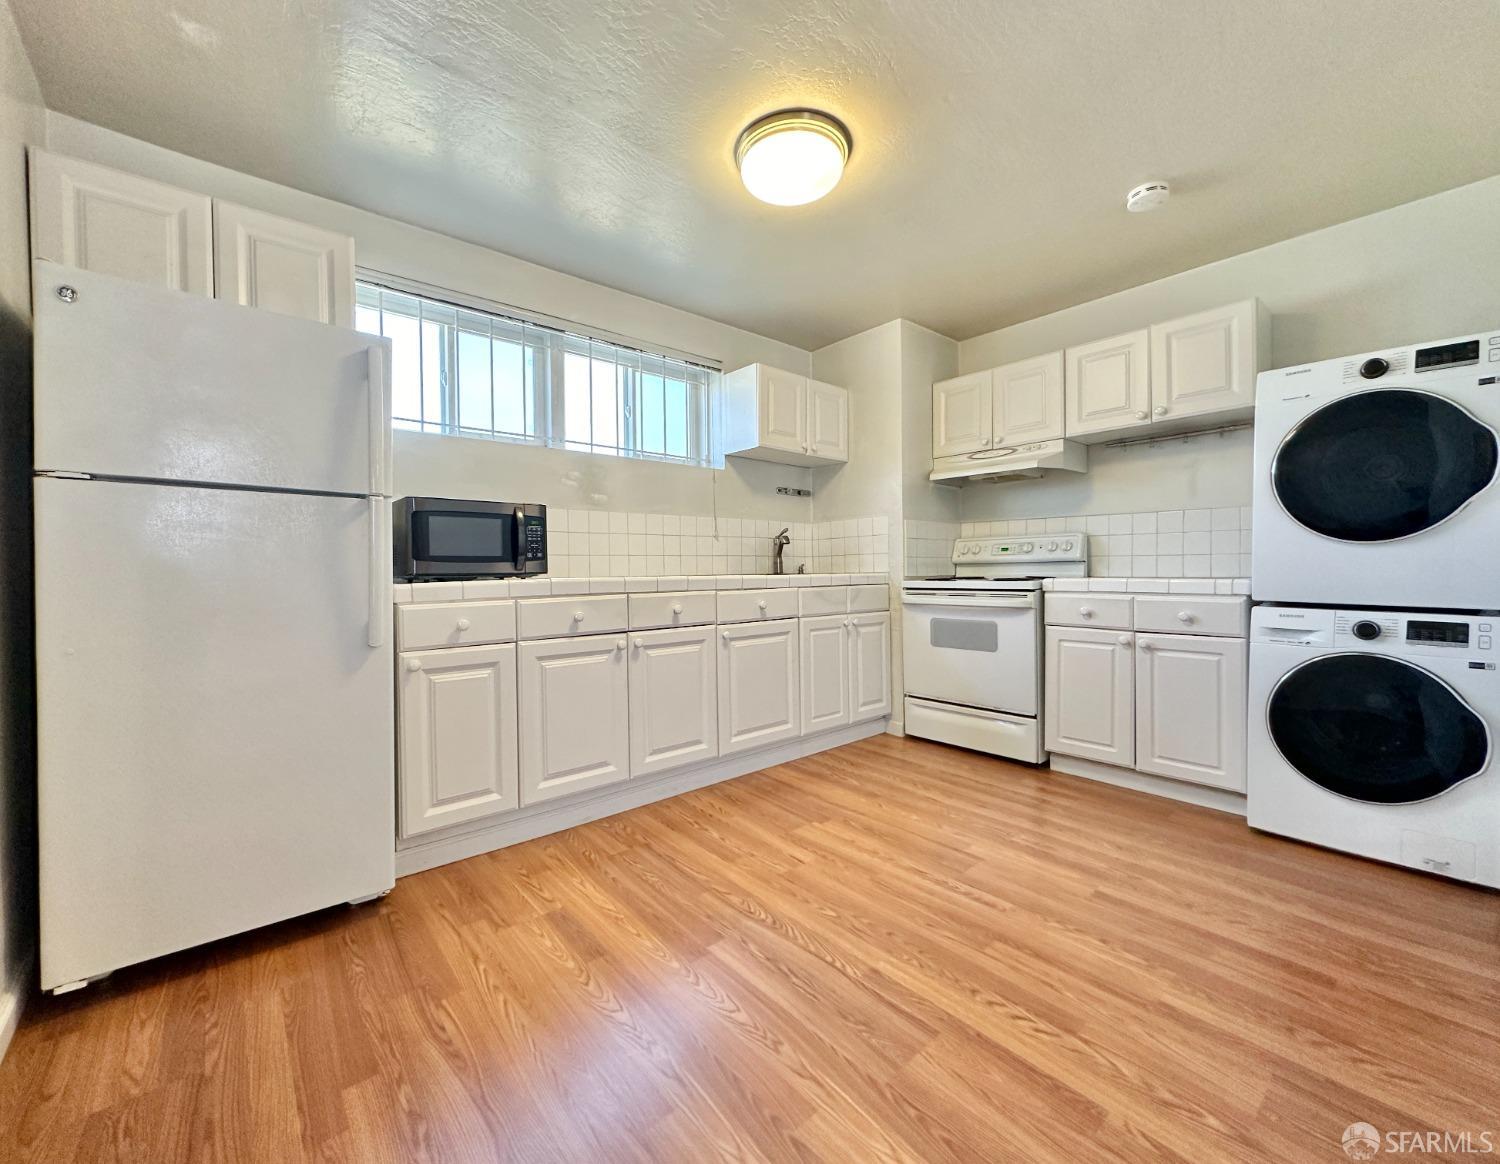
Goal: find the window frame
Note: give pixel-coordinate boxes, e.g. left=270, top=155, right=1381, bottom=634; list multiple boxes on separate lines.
left=355, top=271, right=722, bottom=468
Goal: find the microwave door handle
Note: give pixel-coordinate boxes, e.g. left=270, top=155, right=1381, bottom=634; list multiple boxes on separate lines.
left=513, top=507, right=526, bottom=570
left=368, top=497, right=391, bottom=647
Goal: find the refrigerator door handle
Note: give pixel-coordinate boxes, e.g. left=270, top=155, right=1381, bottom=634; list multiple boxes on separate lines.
left=368, top=497, right=391, bottom=648
left=366, top=343, right=391, bottom=497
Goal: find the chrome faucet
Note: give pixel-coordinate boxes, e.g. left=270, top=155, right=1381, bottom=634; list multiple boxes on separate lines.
left=771, top=527, right=791, bottom=574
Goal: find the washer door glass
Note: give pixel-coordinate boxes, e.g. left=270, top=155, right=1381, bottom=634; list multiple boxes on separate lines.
left=1268, top=655, right=1489, bottom=803
left=1273, top=390, right=1498, bottom=541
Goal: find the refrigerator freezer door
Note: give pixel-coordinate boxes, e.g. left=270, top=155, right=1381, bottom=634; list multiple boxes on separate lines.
left=36, top=476, right=394, bottom=989
left=33, top=259, right=391, bottom=496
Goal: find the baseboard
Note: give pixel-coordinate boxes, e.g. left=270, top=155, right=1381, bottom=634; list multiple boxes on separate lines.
left=395, top=719, right=889, bottom=877
left=1049, top=754, right=1247, bottom=816
left=0, top=947, right=33, bottom=1066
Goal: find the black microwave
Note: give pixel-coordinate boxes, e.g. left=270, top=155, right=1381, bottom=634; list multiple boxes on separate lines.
left=393, top=497, right=547, bottom=580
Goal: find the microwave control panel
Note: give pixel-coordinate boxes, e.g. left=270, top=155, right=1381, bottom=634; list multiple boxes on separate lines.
left=523, top=516, right=547, bottom=561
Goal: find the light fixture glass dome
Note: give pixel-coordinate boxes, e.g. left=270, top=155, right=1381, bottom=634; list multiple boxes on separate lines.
left=735, top=110, right=851, bottom=206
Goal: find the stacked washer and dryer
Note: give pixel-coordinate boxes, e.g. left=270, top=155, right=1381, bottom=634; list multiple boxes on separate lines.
left=1249, top=331, right=1500, bottom=887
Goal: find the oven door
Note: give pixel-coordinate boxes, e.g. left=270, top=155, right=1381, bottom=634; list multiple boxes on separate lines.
left=400, top=498, right=525, bottom=578
left=901, top=592, right=1040, bottom=716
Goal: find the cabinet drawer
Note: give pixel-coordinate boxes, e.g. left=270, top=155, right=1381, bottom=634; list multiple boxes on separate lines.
left=1044, top=593, right=1132, bottom=630
left=1134, top=596, right=1247, bottom=637
left=799, top=586, right=850, bottom=617
left=718, top=588, right=800, bottom=623
left=398, top=600, right=516, bottom=651
left=518, top=595, right=628, bottom=640
left=629, top=590, right=716, bottom=630
left=849, top=584, right=890, bottom=613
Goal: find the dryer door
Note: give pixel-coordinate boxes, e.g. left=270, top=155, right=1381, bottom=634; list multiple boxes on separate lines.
left=1267, top=654, right=1490, bottom=803
left=1271, top=389, right=1498, bottom=541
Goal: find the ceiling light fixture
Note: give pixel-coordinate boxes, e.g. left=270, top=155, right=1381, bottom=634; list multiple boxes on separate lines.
left=735, top=110, right=851, bottom=206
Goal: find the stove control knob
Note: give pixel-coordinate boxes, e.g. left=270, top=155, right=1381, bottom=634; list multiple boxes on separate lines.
left=1045, top=541, right=1058, bottom=551
left=1022, top=542, right=1034, bottom=552
left=1352, top=619, right=1382, bottom=641
left=1062, top=540, right=1074, bottom=551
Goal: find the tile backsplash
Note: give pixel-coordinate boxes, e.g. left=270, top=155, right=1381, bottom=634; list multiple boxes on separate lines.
left=904, top=520, right=961, bottom=578
left=546, top=510, right=889, bottom=577
left=959, top=506, right=1252, bottom=579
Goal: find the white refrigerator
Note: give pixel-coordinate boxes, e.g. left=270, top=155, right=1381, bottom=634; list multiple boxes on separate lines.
left=32, top=260, right=395, bottom=993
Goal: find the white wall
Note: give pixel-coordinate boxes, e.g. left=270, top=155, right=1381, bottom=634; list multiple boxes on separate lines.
left=0, top=0, right=44, bottom=1059
left=43, top=114, right=818, bottom=521
left=811, top=321, right=903, bottom=525
left=898, top=321, right=961, bottom=525
left=957, top=173, right=1500, bottom=521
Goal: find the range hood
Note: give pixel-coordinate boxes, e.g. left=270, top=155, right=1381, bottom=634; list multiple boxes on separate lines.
left=929, top=439, right=1088, bottom=484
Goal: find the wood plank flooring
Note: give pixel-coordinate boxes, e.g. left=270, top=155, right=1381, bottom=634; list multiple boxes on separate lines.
left=2, top=734, right=1497, bottom=1162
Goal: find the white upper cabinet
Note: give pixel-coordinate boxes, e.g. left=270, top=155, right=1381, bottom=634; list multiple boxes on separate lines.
left=628, top=625, right=718, bottom=778
left=518, top=635, right=631, bottom=805
left=718, top=618, right=800, bottom=755
left=30, top=150, right=213, bottom=296
left=1135, top=633, right=1247, bottom=791
left=723, top=364, right=848, bottom=466
left=993, top=352, right=1064, bottom=445
left=1064, top=329, right=1151, bottom=439
left=1149, top=299, right=1267, bottom=425
left=397, top=643, right=519, bottom=838
left=807, top=377, right=850, bottom=461
left=932, top=370, right=993, bottom=457
left=213, top=201, right=355, bottom=327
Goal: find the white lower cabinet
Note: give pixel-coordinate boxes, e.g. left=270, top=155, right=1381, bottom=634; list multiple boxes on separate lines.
left=849, top=612, right=893, bottom=722
left=718, top=619, right=800, bottom=755
left=1135, top=633, right=1247, bottom=791
left=518, top=634, right=631, bottom=805
left=398, top=644, right=519, bottom=838
left=801, top=614, right=852, bottom=734
left=629, top=625, right=718, bottom=778
left=1044, top=625, right=1135, bottom=767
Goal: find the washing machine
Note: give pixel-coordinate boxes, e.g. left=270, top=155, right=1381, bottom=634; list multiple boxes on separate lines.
left=1248, top=604, right=1499, bottom=887
left=1251, top=330, right=1500, bottom=610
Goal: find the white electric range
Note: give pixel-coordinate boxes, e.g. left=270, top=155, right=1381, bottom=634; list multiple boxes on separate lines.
left=902, top=533, right=1088, bottom=762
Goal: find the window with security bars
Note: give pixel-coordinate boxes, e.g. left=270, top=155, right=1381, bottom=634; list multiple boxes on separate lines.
left=355, top=281, right=718, bottom=466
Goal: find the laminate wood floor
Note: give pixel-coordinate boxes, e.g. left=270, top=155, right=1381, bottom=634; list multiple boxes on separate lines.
left=3, top=735, right=1497, bottom=1162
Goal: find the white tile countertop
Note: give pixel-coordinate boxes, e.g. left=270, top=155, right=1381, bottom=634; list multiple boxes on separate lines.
left=394, top=573, right=890, bottom=604
left=1041, top=577, right=1252, bottom=595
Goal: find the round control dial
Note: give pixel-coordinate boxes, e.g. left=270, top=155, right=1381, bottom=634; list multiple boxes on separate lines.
left=1359, top=357, right=1390, bottom=380
left=1352, top=619, right=1382, bottom=641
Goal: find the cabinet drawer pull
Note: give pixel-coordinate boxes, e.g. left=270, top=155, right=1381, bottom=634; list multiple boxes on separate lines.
left=672, top=603, right=683, bottom=615
left=757, top=599, right=768, bottom=610
left=1079, top=606, right=1094, bottom=618
left=455, top=617, right=471, bottom=631
left=1177, top=611, right=1195, bottom=624
left=573, top=611, right=585, bottom=622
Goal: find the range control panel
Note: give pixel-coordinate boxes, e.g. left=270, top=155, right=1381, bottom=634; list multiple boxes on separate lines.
left=951, top=533, right=1088, bottom=564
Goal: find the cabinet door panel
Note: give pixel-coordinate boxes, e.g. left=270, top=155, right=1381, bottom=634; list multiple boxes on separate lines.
left=519, top=636, right=630, bottom=804
left=629, top=626, right=718, bottom=777
left=1149, top=301, right=1257, bottom=422
left=718, top=620, right=800, bottom=755
left=30, top=150, right=213, bottom=295
left=1065, top=330, right=1150, bottom=438
left=849, top=612, right=892, bottom=723
left=760, top=367, right=808, bottom=453
left=994, top=352, right=1064, bottom=444
left=214, top=201, right=355, bottom=326
left=932, top=371, right=993, bottom=457
left=807, top=379, right=849, bottom=462
left=800, top=614, right=851, bottom=735
left=1135, top=634, right=1246, bottom=790
left=1044, top=625, right=1134, bottom=766
left=399, top=644, right=518, bottom=838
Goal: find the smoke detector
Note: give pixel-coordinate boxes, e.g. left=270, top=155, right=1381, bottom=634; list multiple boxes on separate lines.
left=1125, top=182, right=1170, bottom=213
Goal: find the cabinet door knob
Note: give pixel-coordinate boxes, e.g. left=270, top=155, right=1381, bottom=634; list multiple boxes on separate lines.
left=404, top=658, right=422, bottom=672
left=722, top=630, right=730, bottom=641
left=1139, top=640, right=1153, bottom=652
left=981, top=437, right=992, bottom=447
left=633, top=638, right=643, bottom=650
left=1177, top=611, right=1194, bottom=623
left=1117, top=635, right=1132, bottom=647
left=455, top=617, right=471, bottom=631
left=672, top=603, right=683, bottom=615
left=615, top=640, right=626, bottom=652
left=1079, top=606, right=1094, bottom=618
left=1134, top=410, right=1147, bottom=420
left=1154, top=405, right=1168, bottom=416
left=573, top=611, right=585, bottom=622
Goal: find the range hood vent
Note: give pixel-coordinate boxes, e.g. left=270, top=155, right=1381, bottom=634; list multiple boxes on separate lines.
left=929, top=439, right=1088, bottom=484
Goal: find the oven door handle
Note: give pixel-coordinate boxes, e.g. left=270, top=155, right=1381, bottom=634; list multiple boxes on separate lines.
left=901, top=594, right=1038, bottom=609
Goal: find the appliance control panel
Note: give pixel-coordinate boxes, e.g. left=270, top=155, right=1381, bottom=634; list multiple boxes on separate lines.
left=1256, top=607, right=1496, bottom=662
left=951, top=532, right=1088, bottom=564
left=1337, top=329, right=1500, bottom=383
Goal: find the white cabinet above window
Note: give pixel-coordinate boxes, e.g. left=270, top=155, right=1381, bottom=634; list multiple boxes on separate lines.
left=723, top=364, right=849, bottom=466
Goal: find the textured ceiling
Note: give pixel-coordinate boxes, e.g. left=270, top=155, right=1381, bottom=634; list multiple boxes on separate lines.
left=14, top=0, right=1500, bottom=349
